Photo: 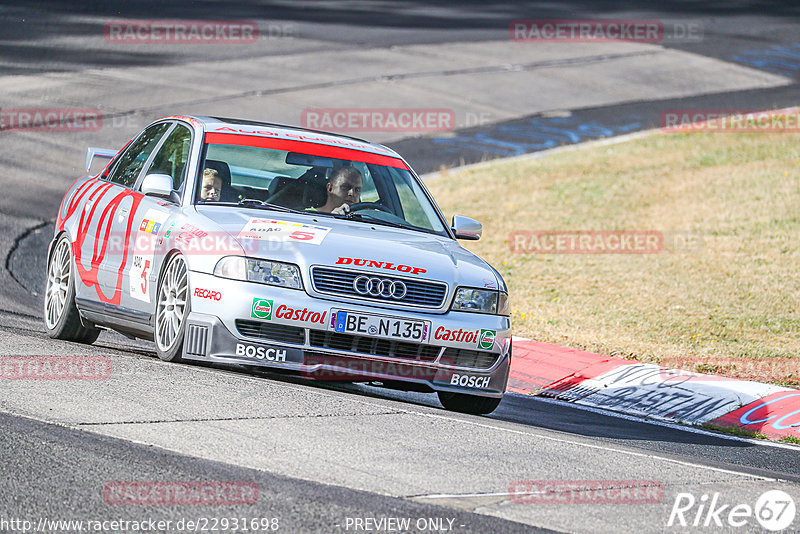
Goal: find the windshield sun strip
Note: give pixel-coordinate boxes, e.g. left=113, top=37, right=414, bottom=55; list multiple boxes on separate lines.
left=203, top=134, right=408, bottom=169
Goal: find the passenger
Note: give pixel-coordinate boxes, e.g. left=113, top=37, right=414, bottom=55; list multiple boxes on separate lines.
left=199, top=168, right=222, bottom=202
left=317, top=167, right=362, bottom=215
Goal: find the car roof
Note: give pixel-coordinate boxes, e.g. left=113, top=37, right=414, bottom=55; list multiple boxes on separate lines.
left=165, top=115, right=403, bottom=159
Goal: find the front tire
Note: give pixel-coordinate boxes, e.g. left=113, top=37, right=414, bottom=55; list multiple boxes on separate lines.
left=44, top=235, right=100, bottom=343
left=155, top=254, right=190, bottom=362
left=437, top=391, right=502, bottom=415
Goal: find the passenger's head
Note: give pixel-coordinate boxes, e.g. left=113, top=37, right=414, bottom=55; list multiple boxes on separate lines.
left=200, top=168, right=222, bottom=201
left=326, top=166, right=362, bottom=207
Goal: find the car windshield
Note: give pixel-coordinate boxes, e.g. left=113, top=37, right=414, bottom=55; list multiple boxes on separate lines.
left=195, top=140, right=448, bottom=236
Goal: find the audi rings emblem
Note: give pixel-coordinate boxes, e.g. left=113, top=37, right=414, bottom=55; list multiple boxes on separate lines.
left=353, top=275, right=407, bottom=299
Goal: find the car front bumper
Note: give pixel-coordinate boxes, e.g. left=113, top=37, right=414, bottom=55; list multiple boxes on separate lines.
left=182, top=272, right=511, bottom=398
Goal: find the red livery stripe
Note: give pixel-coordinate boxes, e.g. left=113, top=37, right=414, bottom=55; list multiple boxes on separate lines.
left=204, top=132, right=408, bottom=169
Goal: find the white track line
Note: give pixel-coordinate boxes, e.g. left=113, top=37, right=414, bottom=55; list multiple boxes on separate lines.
left=405, top=407, right=780, bottom=482
left=529, top=394, right=800, bottom=452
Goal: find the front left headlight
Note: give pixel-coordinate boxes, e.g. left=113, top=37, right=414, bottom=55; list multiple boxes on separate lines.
left=451, top=288, right=510, bottom=315
left=213, top=256, right=303, bottom=290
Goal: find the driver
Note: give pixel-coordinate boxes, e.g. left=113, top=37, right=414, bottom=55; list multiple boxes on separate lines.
left=317, top=167, right=362, bottom=215
left=199, top=168, right=222, bottom=202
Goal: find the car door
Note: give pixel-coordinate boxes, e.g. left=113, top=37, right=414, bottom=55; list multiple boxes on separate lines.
left=125, top=122, right=194, bottom=314
left=74, top=122, right=172, bottom=307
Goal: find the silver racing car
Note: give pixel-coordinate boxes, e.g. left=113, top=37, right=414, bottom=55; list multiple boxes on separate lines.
left=45, top=116, right=511, bottom=414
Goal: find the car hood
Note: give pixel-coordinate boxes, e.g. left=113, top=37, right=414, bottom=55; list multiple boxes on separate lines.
left=193, top=206, right=503, bottom=291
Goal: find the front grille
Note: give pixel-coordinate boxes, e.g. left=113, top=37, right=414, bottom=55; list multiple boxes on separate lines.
left=439, top=348, right=498, bottom=369
left=236, top=320, right=305, bottom=344
left=185, top=324, right=208, bottom=356
left=311, top=267, right=447, bottom=308
left=309, top=330, right=440, bottom=362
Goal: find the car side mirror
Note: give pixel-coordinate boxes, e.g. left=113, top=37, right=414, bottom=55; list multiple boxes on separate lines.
left=141, top=173, right=175, bottom=200
left=452, top=215, right=482, bottom=240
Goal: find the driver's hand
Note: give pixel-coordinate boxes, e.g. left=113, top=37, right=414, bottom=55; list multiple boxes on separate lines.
left=331, top=203, right=351, bottom=215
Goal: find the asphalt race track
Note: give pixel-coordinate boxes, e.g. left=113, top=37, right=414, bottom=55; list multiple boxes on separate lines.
left=1, top=2, right=799, bottom=533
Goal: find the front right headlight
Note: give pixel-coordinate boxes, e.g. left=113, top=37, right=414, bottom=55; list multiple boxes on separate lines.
left=213, top=256, right=303, bottom=290
left=450, top=287, right=509, bottom=315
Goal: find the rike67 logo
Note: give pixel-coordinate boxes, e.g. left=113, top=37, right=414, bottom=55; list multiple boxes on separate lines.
left=251, top=298, right=273, bottom=320
left=668, top=490, right=796, bottom=531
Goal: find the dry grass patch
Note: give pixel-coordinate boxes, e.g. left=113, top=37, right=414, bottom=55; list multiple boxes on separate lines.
left=427, top=132, right=800, bottom=386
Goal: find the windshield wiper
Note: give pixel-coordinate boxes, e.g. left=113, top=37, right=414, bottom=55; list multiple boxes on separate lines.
left=226, top=199, right=299, bottom=213
left=346, top=212, right=416, bottom=231
left=202, top=199, right=301, bottom=213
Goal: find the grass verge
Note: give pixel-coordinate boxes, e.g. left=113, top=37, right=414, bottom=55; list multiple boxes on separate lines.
left=700, top=423, right=767, bottom=440
left=427, top=131, right=800, bottom=386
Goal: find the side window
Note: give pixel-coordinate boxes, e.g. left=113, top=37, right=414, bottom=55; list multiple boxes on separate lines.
left=144, top=124, right=192, bottom=191
left=107, top=123, right=171, bottom=188
left=391, top=169, right=435, bottom=230
left=348, top=162, right=379, bottom=203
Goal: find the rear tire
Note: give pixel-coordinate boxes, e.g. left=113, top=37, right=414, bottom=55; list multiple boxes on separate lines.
left=437, top=391, right=502, bottom=415
left=154, top=254, right=190, bottom=362
left=43, top=235, right=101, bottom=343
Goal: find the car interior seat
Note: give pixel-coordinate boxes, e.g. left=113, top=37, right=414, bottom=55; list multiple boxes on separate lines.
left=301, top=168, right=328, bottom=209
left=266, top=176, right=305, bottom=209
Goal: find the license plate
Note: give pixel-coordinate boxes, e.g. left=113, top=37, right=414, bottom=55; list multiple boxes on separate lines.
left=330, top=310, right=430, bottom=343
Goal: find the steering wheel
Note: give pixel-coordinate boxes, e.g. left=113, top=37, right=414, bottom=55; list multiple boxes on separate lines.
left=346, top=202, right=392, bottom=214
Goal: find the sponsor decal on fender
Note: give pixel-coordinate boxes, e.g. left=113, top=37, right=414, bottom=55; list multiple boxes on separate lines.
left=235, top=344, right=287, bottom=362
left=193, top=288, right=221, bottom=301
left=335, top=257, right=426, bottom=275
left=138, top=218, right=162, bottom=234
left=251, top=298, right=273, bottom=320
left=450, top=374, right=490, bottom=389
left=164, top=221, right=176, bottom=238
left=175, top=223, right=208, bottom=247
left=129, top=208, right=168, bottom=304
left=434, top=327, right=497, bottom=349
